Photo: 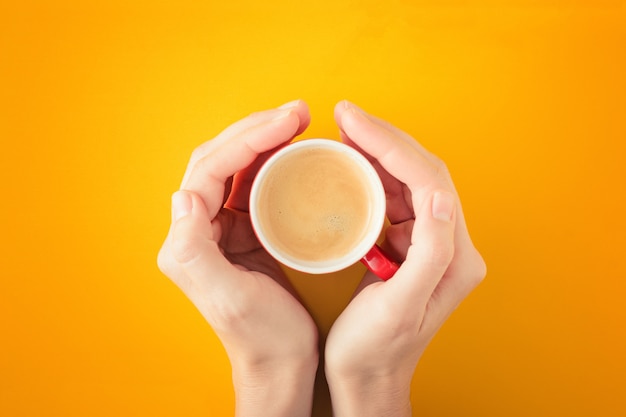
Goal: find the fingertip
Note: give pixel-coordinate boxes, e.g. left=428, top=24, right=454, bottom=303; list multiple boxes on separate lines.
left=341, top=103, right=372, bottom=136
left=294, top=101, right=312, bottom=136
left=335, top=100, right=368, bottom=130
left=277, top=99, right=311, bottom=136
left=333, top=100, right=350, bottom=127
left=284, top=109, right=305, bottom=138
left=277, top=99, right=302, bottom=110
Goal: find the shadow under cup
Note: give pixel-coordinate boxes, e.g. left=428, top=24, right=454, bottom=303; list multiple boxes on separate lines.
left=250, top=139, right=398, bottom=279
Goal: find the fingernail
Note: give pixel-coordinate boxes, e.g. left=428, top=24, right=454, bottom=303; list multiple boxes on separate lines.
left=277, top=99, right=301, bottom=110
left=432, top=191, right=455, bottom=222
left=345, top=103, right=371, bottom=125
left=272, top=109, right=293, bottom=121
left=346, top=100, right=366, bottom=116
left=172, top=191, right=192, bottom=221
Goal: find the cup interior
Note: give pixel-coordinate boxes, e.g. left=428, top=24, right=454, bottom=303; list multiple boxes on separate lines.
left=249, top=139, right=386, bottom=274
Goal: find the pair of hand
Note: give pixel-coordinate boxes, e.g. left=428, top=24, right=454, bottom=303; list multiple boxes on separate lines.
left=157, top=100, right=486, bottom=417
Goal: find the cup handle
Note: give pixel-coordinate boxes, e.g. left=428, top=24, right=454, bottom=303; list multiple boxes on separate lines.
left=360, top=244, right=400, bottom=280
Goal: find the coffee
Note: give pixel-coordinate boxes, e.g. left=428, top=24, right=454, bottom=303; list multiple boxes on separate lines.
left=255, top=146, right=373, bottom=262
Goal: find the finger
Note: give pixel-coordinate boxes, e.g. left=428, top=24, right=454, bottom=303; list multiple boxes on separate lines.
left=335, top=102, right=487, bottom=316
left=336, top=102, right=453, bottom=234
left=384, top=190, right=457, bottom=307
left=380, top=220, right=414, bottom=262
left=340, top=130, right=414, bottom=226
left=170, top=190, right=245, bottom=295
left=224, top=142, right=290, bottom=212
left=378, top=168, right=414, bottom=225
left=180, top=100, right=310, bottom=189
left=334, top=100, right=439, bottom=165
left=338, top=102, right=444, bottom=193
left=182, top=101, right=310, bottom=220
left=181, top=100, right=310, bottom=186
left=415, top=246, right=487, bottom=340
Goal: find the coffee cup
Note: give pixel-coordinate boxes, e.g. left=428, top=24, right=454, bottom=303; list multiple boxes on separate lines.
left=249, top=138, right=399, bottom=279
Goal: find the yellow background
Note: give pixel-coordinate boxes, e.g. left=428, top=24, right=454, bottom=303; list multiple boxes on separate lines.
left=1, top=1, right=625, bottom=416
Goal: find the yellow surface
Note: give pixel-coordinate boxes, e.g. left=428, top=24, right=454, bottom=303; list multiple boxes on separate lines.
left=1, top=1, right=625, bottom=416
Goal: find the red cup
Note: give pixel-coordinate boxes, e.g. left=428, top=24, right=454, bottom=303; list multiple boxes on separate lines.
left=360, top=245, right=400, bottom=281
left=250, top=139, right=399, bottom=280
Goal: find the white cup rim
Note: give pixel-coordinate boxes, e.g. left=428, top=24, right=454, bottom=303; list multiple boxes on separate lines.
left=249, top=138, right=386, bottom=274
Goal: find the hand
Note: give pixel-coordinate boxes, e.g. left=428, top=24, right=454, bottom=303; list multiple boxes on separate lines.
left=324, top=101, right=487, bottom=417
left=157, top=100, right=318, bottom=417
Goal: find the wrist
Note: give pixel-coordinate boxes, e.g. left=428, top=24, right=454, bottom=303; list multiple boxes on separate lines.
left=325, top=371, right=412, bottom=417
left=232, top=355, right=319, bottom=417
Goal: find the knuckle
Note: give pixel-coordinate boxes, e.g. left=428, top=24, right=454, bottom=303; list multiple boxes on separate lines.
left=190, top=150, right=226, bottom=186
left=190, top=149, right=214, bottom=174
left=171, top=234, right=201, bottom=265
left=157, top=244, right=174, bottom=276
left=248, top=110, right=263, bottom=118
left=208, top=289, right=255, bottom=332
left=190, top=140, right=213, bottom=162
left=429, top=240, right=455, bottom=270
left=212, top=302, right=250, bottom=329
left=434, top=158, right=450, bottom=178
left=432, top=155, right=444, bottom=168
left=190, top=146, right=204, bottom=163
left=410, top=236, right=455, bottom=274
left=456, top=248, right=487, bottom=293
left=469, top=249, right=487, bottom=286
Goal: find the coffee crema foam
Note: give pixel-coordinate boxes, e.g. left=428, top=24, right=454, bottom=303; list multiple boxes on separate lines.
left=256, top=147, right=372, bottom=262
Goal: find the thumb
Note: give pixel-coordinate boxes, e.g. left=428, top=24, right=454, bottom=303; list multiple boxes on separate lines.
left=386, top=190, right=456, bottom=305
left=170, top=190, right=238, bottom=289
